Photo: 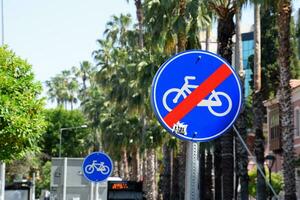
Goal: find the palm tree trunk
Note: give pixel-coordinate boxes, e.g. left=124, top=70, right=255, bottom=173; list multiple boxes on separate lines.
left=121, top=147, right=129, bottom=180
left=145, top=148, right=156, bottom=200
left=253, top=4, right=266, bottom=200
left=142, top=151, right=147, bottom=192
left=177, top=0, right=187, bottom=52
left=204, top=149, right=213, bottom=200
left=154, top=151, right=158, bottom=199
left=278, top=1, right=297, bottom=199
left=199, top=144, right=206, bottom=200
left=172, top=149, right=180, bottom=200
left=205, top=26, right=211, bottom=51
left=217, top=10, right=235, bottom=200
left=119, top=160, right=125, bottom=178
left=130, top=146, right=139, bottom=181
left=235, top=110, right=249, bottom=200
left=160, top=143, right=171, bottom=200
left=82, top=76, right=87, bottom=91
left=254, top=3, right=262, bottom=93
left=176, top=1, right=187, bottom=198
left=214, top=139, right=221, bottom=200
left=235, top=5, right=249, bottom=200
left=139, top=152, right=143, bottom=181
left=113, top=161, right=119, bottom=177
left=177, top=142, right=186, bottom=200
left=253, top=91, right=266, bottom=200
left=135, top=0, right=144, bottom=48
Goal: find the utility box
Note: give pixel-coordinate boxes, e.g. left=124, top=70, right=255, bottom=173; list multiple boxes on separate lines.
left=50, top=157, right=110, bottom=200
left=51, top=158, right=94, bottom=200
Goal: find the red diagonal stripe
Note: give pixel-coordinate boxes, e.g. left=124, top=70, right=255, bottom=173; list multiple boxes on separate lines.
left=163, top=64, right=232, bottom=128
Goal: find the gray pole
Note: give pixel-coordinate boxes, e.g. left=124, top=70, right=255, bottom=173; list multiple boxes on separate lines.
left=62, top=158, right=67, bottom=200
left=184, top=142, right=199, bottom=200
left=1, top=0, right=4, bottom=45
left=90, top=182, right=94, bottom=200
left=59, top=129, right=62, bottom=158
left=0, top=163, right=5, bottom=200
left=32, top=172, right=36, bottom=200
left=95, top=182, right=99, bottom=200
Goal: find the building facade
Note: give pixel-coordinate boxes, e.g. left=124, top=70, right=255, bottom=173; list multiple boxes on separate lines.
left=264, top=80, right=300, bottom=197
left=241, top=32, right=254, bottom=97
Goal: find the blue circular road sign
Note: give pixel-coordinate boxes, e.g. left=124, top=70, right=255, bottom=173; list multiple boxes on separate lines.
left=82, top=152, right=113, bottom=182
left=151, top=50, right=242, bottom=142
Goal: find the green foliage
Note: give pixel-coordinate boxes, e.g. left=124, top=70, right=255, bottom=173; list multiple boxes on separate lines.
left=295, top=157, right=300, bottom=167
left=247, top=5, right=300, bottom=111
left=248, top=167, right=283, bottom=198
left=41, top=108, right=90, bottom=158
left=296, top=10, right=300, bottom=58
left=36, top=161, right=51, bottom=197
left=259, top=5, right=300, bottom=99
left=260, top=5, right=279, bottom=99
left=0, top=46, right=46, bottom=161
left=6, top=152, right=40, bottom=183
left=290, top=17, right=300, bottom=78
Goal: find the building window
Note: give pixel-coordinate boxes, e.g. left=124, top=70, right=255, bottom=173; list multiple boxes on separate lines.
left=270, top=110, right=279, bottom=139
left=295, top=109, right=300, bottom=137
left=269, top=109, right=282, bottom=151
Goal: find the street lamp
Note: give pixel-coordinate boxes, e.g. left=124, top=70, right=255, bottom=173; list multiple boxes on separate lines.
left=265, top=154, right=276, bottom=200
left=59, top=125, right=88, bottom=157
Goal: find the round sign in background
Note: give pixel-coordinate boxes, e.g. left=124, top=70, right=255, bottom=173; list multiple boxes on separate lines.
left=151, top=50, right=242, bottom=142
left=82, top=152, right=113, bottom=183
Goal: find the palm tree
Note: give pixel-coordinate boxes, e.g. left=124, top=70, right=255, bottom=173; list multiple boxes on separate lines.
left=67, top=77, right=79, bottom=110
left=46, top=71, right=79, bottom=110
left=45, top=77, right=65, bottom=106
left=72, top=61, right=93, bottom=92
left=95, top=14, right=153, bottom=185
left=252, top=2, right=267, bottom=200
left=205, top=0, right=236, bottom=199
left=81, top=84, right=104, bottom=151
left=126, top=0, right=144, bottom=48
left=104, top=14, right=132, bottom=47
left=277, top=0, right=297, bottom=199
left=234, top=5, right=250, bottom=200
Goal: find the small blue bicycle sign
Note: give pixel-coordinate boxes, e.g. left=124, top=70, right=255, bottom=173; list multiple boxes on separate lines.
left=151, top=50, right=242, bottom=142
left=82, top=152, right=113, bottom=182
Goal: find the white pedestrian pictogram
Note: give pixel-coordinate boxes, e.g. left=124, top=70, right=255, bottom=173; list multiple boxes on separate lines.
left=162, top=76, right=232, bottom=117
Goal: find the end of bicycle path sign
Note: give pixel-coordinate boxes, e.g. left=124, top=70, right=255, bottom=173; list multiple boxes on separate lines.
left=82, top=152, right=113, bottom=182
left=151, top=50, right=242, bottom=142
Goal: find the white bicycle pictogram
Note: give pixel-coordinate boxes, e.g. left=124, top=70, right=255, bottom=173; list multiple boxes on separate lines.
left=162, top=76, right=232, bottom=117
left=85, top=160, right=110, bottom=175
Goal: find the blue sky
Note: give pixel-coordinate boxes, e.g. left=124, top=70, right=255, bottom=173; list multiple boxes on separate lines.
left=4, top=0, right=136, bottom=83
left=3, top=0, right=300, bottom=85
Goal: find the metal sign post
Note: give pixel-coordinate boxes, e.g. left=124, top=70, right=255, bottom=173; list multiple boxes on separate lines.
left=95, top=182, right=99, bottom=200
left=62, top=158, right=67, bottom=200
left=0, top=162, right=5, bottom=200
left=90, top=182, right=94, bottom=200
left=185, top=142, right=199, bottom=200
left=233, top=125, right=278, bottom=199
